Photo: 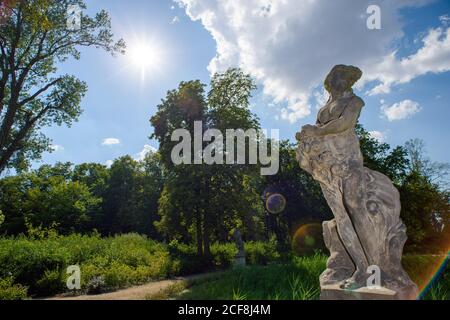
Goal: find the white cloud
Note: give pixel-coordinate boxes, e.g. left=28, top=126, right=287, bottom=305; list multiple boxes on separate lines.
left=381, top=99, right=421, bottom=121
left=171, top=16, right=180, bottom=24
left=440, top=14, right=450, bottom=26
left=313, top=87, right=330, bottom=110
left=363, top=26, right=450, bottom=95
left=105, top=160, right=114, bottom=167
left=177, top=0, right=447, bottom=123
left=50, top=144, right=64, bottom=152
left=135, top=144, right=158, bottom=161
left=102, top=138, right=120, bottom=146
left=369, top=130, right=387, bottom=143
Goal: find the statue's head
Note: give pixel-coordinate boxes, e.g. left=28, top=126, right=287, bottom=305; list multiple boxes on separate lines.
left=324, top=65, right=362, bottom=96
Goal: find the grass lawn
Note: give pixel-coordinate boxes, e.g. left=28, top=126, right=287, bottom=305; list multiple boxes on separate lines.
left=150, top=253, right=449, bottom=300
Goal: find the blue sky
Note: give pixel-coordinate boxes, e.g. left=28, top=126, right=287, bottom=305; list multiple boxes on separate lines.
left=39, top=0, right=450, bottom=168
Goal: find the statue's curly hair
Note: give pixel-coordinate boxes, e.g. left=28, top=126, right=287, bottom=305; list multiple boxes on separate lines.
left=324, top=65, right=362, bottom=93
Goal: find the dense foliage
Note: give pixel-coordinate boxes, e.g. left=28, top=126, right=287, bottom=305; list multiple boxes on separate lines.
left=0, top=1, right=447, bottom=301
left=0, top=233, right=278, bottom=298
left=0, top=153, right=164, bottom=237
left=0, top=69, right=448, bottom=255
left=0, top=0, right=124, bottom=173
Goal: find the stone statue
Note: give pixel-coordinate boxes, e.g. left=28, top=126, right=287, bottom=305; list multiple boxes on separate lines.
left=295, top=65, right=418, bottom=300
left=233, top=229, right=246, bottom=267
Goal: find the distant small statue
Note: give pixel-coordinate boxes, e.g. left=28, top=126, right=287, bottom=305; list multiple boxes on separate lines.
left=233, top=229, right=246, bottom=267
left=296, top=65, right=418, bottom=300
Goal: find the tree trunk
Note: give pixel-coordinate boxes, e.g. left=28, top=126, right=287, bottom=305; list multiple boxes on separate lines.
left=203, top=211, right=211, bottom=259
left=196, top=207, right=203, bottom=257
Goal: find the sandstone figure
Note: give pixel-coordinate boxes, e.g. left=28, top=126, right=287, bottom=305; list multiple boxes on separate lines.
left=296, top=65, right=418, bottom=299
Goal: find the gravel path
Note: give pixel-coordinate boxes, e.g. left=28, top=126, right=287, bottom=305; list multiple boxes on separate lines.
left=46, top=272, right=220, bottom=300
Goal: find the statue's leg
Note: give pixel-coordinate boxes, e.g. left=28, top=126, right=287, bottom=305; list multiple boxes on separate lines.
left=321, top=186, right=369, bottom=289
left=320, top=219, right=354, bottom=285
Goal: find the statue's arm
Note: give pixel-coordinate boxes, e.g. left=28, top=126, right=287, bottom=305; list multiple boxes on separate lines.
left=314, top=96, right=364, bottom=136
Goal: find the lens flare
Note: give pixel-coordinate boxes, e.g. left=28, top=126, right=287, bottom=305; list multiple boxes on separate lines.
left=292, top=223, right=326, bottom=256
left=266, top=193, right=286, bottom=214
left=416, top=251, right=449, bottom=299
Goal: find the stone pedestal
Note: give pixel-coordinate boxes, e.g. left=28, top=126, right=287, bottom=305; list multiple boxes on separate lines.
left=320, top=284, right=398, bottom=300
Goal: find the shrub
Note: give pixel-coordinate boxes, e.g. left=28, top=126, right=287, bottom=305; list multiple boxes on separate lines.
left=0, top=236, right=69, bottom=294
left=85, top=275, right=106, bottom=294
left=168, top=241, right=280, bottom=274
left=245, top=241, right=280, bottom=265
left=35, top=269, right=65, bottom=296
left=167, top=241, right=206, bottom=275
left=0, top=277, right=28, bottom=300
left=210, top=243, right=237, bottom=269
left=0, top=233, right=177, bottom=297
left=0, top=234, right=283, bottom=298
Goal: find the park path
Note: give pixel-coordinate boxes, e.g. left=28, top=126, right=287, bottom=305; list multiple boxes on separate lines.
left=46, top=272, right=219, bottom=300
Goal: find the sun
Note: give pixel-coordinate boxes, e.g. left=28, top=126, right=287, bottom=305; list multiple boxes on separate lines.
left=120, top=32, right=169, bottom=84
left=129, top=43, right=161, bottom=70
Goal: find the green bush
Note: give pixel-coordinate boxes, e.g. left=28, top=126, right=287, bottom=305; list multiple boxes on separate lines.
left=245, top=240, right=280, bottom=265
left=0, top=236, right=69, bottom=294
left=167, top=241, right=208, bottom=275
left=210, top=243, right=237, bottom=269
left=0, top=234, right=285, bottom=298
left=168, top=240, right=280, bottom=275
left=0, top=233, right=178, bottom=297
left=35, top=269, right=65, bottom=296
left=0, top=277, right=28, bottom=300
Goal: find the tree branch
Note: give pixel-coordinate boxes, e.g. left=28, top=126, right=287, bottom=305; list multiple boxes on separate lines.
left=18, top=77, right=62, bottom=107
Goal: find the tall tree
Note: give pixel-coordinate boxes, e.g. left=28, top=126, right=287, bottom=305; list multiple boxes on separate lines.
left=261, top=140, right=331, bottom=249
left=102, top=154, right=164, bottom=236
left=0, top=0, right=124, bottom=173
left=400, top=139, right=450, bottom=252
left=0, top=163, right=102, bottom=235
left=405, top=138, right=450, bottom=189
left=151, top=80, right=209, bottom=256
left=355, top=124, right=409, bottom=184
left=151, top=69, right=264, bottom=259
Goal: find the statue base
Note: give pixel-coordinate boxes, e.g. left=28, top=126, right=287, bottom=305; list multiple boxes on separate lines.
left=320, top=284, right=400, bottom=300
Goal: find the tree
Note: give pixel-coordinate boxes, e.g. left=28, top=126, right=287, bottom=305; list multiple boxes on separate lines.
left=151, top=69, right=264, bottom=259
left=355, top=124, right=409, bottom=184
left=0, top=157, right=164, bottom=236
left=400, top=139, right=450, bottom=252
left=72, top=162, right=109, bottom=230
left=0, top=164, right=102, bottom=235
left=399, top=171, right=450, bottom=252
left=103, top=156, right=141, bottom=234
left=261, top=141, right=331, bottom=250
left=0, top=0, right=124, bottom=173
left=0, top=173, right=29, bottom=234
left=24, top=175, right=100, bottom=234
left=102, top=154, right=164, bottom=236
left=151, top=79, right=209, bottom=257
left=405, top=138, right=450, bottom=189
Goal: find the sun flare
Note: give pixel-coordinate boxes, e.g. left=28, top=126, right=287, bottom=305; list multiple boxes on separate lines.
left=129, top=43, right=161, bottom=70
left=125, top=37, right=166, bottom=82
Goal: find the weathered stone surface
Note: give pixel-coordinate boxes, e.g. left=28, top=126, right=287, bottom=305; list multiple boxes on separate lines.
left=295, top=65, right=418, bottom=300
left=320, top=284, right=398, bottom=300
